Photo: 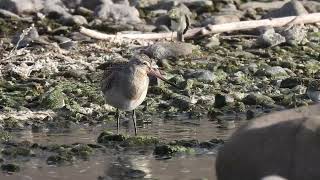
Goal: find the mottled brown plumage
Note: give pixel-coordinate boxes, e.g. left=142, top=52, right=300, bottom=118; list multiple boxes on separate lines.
left=101, top=54, right=174, bottom=135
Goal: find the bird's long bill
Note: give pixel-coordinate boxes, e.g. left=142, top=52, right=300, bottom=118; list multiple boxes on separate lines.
left=148, top=68, right=180, bottom=89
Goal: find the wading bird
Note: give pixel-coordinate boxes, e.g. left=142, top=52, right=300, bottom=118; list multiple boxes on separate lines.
left=168, top=4, right=190, bottom=42
left=101, top=54, right=178, bottom=135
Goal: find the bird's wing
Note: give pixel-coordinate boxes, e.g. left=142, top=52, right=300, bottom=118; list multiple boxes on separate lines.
left=101, top=61, right=128, bottom=92
left=183, top=14, right=190, bottom=35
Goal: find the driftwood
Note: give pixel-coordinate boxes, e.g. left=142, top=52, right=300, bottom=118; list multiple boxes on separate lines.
left=80, top=13, right=320, bottom=40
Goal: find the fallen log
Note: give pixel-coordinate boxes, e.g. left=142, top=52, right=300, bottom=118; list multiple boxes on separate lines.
left=80, top=13, right=320, bottom=40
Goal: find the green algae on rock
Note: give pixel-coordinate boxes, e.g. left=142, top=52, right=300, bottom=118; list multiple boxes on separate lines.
left=41, top=88, right=66, bottom=109
left=154, top=144, right=195, bottom=157
left=1, top=163, right=20, bottom=173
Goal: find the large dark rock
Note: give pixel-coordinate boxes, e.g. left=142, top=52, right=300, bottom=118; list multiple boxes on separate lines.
left=94, top=0, right=141, bottom=24
left=216, top=104, right=320, bottom=180
left=262, top=0, right=308, bottom=19
left=0, top=0, right=43, bottom=14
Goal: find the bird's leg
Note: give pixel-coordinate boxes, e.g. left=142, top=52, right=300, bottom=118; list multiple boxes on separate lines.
left=116, top=109, right=120, bottom=134
left=177, top=31, right=184, bottom=42
left=171, top=31, right=175, bottom=42
left=132, top=110, right=137, bottom=136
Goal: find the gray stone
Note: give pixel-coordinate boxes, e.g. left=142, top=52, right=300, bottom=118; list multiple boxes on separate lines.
left=43, top=0, right=71, bottom=19
left=280, top=25, right=307, bottom=45
left=303, top=1, right=320, bottom=13
left=205, top=36, right=220, bottom=48
left=0, top=0, right=43, bottom=14
left=202, top=14, right=240, bottom=26
left=216, top=104, right=320, bottom=180
left=11, top=26, right=39, bottom=48
left=262, top=0, right=308, bottom=19
left=184, top=69, right=215, bottom=82
left=144, top=42, right=198, bottom=60
left=0, top=8, right=20, bottom=19
left=257, top=28, right=286, bottom=47
left=242, top=93, right=275, bottom=106
left=264, top=66, right=288, bottom=79
left=94, top=0, right=141, bottom=24
left=69, top=15, right=88, bottom=25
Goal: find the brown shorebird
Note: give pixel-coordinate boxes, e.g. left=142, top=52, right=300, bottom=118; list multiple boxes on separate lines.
left=168, top=3, right=190, bottom=42
left=101, top=54, right=177, bottom=135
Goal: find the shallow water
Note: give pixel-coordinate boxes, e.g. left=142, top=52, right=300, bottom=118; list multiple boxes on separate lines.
left=1, top=115, right=243, bottom=180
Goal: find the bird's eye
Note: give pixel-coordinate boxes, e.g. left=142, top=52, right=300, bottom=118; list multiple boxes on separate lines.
left=142, top=61, right=148, bottom=66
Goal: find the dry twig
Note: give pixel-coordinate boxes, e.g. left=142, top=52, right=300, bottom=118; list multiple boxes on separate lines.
left=80, top=13, right=320, bottom=40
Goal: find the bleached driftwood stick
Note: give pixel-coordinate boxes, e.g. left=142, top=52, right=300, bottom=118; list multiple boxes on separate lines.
left=80, top=13, right=320, bottom=40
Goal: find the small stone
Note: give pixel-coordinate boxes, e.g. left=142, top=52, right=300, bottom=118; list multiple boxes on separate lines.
left=11, top=25, right=39, bottom=48
left=243, top=93, right=275, bottom=106
left=262, top=0, right=308, bottom=19
left=264, top=66, right=288, bottom=79
left=280, top=77, right=303, bottom=88
left=41, top=88, right=66, bottom=109
left=214, top=94, right=235, bottom=108
left=257, top=28, right=286, bottom=47
left=1, top=163, right=20, bottom=172
left=144, top=42, right=198, bottom=60
left=205, top=36, right=220, bottom=48
left=97, top=131, right=126, bottom=144
left=202, top=14, right=240, bottom=26
left=184, top=69, right=215, bottom=82
left=280, top=25, right=307, bottom=45
left=307, top=79, right=320, bottom=102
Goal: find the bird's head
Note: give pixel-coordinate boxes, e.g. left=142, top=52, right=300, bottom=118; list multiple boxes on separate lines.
left=168, top=8, right=180, bottom=20
left=129, top=54, right=179, bottom=88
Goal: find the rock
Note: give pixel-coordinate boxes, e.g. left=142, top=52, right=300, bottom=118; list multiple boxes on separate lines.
left=144, top=42, right=198, bottom=60
left=202, top=15, right=240, bottom=26
left=242, top=93, right=275, bottom=106
left=0, top=9, right=20, bottom=19
left=216, top=104, right=320, bottom=180
left=11, top=25, right=39, bottom=48
left=68, top=15, right=88, bottom=26
left=52, top=36, right=77, bottom=50
left=0, top=0, right=43, bottom=14
left=71, top=144, right=93, bottom=159
left=307, top=79, right=320, bottom=102
left=303, top=1, right=320, bottom=13
left=1, top=163, right=20, bottom=172
left=262, top=0, right=308, bottom=19
left=240, top=1, right=287, bottom=11
left=214, top=93, right=235, bottom=108
left=264, top=66, right=289, bottom=79
left=257, top=28, right=286, bottom=47
left=70, top=32, right=91, bottom=42
left=43, top=0, right=71, bottom=19
left=205, top=36, right=220, bottom=48
left=280, top=77, right=303, bottom=88
left=41, top=88, right=66, bottom=109
left=153, top=145, right=193, bottom=157
left=184, top=69, right=215, bottom=82
left=94, top=0, right=141, bottom=24
left=279, top=25, right=307, bottom=45
left=170, top=94, right=192, bottom=111
left=97, top=131, right=126, bottom=144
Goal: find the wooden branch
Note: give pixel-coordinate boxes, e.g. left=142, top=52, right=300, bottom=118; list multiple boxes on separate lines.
left=80, top=13, right=320, bottom=40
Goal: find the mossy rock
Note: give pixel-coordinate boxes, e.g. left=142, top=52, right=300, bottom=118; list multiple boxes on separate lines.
left=47, top=155, right=73, bottom=165
left=242, top=93, right=275, bottom=107
left=122, top=136, right=160, bottom=147
left=71, top=144, right=94, bottom=159
left=3, top=117, right=23, bottom=130
left=2, top=147, right=31, bottom=157
left=97, top=131, right=126, bottom=144
left=154, top=145, right=195, bottom=157
left=169, top=139, right=199, bottom=148
left=0, top=131, right=11, bottom=142
left=1, top=163, right=20, bottom=172
left=41, top=88, right=66, bottom=109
